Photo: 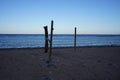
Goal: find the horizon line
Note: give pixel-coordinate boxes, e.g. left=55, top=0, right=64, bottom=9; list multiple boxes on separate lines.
left=0, top=33, right=120, bottom=35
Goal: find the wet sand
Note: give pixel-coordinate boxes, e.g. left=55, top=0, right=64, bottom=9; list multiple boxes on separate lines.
left=0, top=46, right=120, bottom=80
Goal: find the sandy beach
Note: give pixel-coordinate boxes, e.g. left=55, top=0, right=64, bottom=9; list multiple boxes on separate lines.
left=0, top=46, right=120, bottom=80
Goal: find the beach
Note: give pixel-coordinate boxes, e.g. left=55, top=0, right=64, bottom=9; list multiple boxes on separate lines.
left=0, top=46, right=120, bottom=80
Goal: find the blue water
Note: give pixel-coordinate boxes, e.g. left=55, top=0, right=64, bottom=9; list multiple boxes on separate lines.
left=0, top=34, right=120, bottom=48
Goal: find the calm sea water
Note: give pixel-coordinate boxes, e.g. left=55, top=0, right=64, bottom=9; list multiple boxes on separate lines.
left=0, top=34, right=120, bottom=48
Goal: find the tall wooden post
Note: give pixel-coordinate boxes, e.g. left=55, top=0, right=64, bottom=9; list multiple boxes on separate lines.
left=44, top=26, right=48, bottom=53
left=74, top=27, right=77, bottom=50
left=49, top=20, right=54, bottom=62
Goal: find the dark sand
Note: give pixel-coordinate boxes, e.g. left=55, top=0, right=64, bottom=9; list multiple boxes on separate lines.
left=0, top=46, right=120, bottom=80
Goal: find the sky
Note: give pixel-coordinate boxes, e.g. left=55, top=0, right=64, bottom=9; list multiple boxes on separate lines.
left=0, top=0, right=120, bottom=34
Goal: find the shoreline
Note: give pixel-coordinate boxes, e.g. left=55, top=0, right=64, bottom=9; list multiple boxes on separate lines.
left=0, top=45, right=120, bottom=50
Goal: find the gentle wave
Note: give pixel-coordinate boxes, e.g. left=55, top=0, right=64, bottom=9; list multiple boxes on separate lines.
left=0, top=34, right=120, bottom=48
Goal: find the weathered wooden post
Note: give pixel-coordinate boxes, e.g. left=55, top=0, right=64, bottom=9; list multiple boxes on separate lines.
left=49, top=20, right=54, bottom=62
left=74, top=27, right=77, bottom=51
left=44, top=26, right=48, bottom=53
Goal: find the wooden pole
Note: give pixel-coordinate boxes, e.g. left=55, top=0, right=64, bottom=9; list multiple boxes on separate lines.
left=49, top=20, right=54, bottom=62
left=44, top=26, right=48, bottom=53
left=74, top=27, right=77, bottom=50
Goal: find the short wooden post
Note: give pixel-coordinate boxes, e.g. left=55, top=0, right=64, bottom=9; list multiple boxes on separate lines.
left=44, top=26, right=48, bottom=53
left=49, top=20, right=54, bottom=62
left=74, top=27, right=77, bottom=50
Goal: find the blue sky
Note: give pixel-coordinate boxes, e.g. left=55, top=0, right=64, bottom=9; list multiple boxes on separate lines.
left=0, top=0, right=120, bottom=34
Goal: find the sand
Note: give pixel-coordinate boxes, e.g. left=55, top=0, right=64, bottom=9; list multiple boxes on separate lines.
left=0, top=46, right=120, bottom=80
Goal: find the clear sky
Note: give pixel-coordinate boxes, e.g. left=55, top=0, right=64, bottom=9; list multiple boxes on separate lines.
left=0, top=0, right=120, bottom=34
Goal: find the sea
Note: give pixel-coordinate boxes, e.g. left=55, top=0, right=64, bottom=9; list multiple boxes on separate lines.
left=0, top=34, right=120, bottom=48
